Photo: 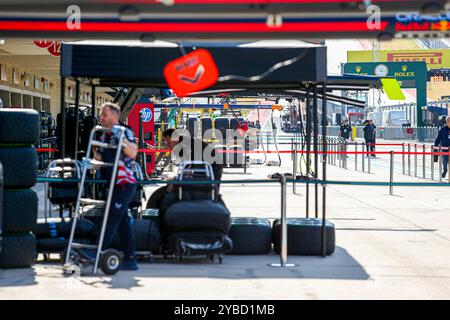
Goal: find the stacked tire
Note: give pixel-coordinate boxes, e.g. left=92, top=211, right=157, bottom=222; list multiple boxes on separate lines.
left=214, top=117, right=230, bottom=142
left=34, top=218, right=96, bottom=256
left=200, top=117, right=213, bottom=139
left=272, top=218, right=335, bottom=255
left=228, top=218, right=272, bottom=254
left=228, top=217, right=335, bottom=256
left=0, top=109, right=39, bottom=268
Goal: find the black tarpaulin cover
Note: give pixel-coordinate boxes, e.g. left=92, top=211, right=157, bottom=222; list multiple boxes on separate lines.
left=60, top=40, right=327, bottom=88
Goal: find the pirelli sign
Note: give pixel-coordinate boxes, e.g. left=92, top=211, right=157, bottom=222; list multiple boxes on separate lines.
left=347, top=49, right=450, bottom=69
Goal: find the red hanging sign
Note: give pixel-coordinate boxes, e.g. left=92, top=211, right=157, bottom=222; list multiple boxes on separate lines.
left=33, top=40, right=62, bottom=56
left=163, top=49, right=219, bottom=97
left=46, top=41, right=61, bottom=56
left=33, top=40, right=53, bottom=48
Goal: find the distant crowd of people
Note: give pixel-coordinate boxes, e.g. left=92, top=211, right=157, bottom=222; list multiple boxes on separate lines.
left=338, top=115, right=450, bottom=178
left=338, top=119, right=377, bottom=158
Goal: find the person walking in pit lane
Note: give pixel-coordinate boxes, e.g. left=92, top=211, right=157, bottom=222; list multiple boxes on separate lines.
left=370, top=120, right=377, bottom=158
left=81, top=102, right=139, bottom=271
left=435, top=116, right=450, bottom=179
left=362, top=120, right=375, bottom=158
left=339, top=119, right=352, bottom=159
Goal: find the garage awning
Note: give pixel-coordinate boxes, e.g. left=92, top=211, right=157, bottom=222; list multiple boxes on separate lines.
left=61, top=40, right=327, bottom=88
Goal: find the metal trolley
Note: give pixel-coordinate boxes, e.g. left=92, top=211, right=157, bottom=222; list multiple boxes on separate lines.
left=63, top=125, right=127, bottom=276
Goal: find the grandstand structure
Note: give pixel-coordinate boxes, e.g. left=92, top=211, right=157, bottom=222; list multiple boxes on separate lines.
left=326, top=39, right=450, bottom=127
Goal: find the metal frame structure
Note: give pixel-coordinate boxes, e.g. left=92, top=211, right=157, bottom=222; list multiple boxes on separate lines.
left=0, top=1, right=448, bottom=39
left=65, top=125, right=126, bottom=275
left=58, top=40, right=391, bottom=264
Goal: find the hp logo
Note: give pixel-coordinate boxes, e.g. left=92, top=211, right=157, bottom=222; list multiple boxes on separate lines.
left=140, top=108, right=153, bottom=122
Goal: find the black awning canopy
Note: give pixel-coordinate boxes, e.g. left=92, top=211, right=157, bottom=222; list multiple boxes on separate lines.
left=60, top=40, right=327, bottom=89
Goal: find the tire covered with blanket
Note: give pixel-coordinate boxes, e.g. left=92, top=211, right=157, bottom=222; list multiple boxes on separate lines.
left=164, top=200, right=231, bottom=234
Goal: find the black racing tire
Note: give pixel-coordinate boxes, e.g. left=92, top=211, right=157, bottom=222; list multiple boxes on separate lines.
left=135, top=219, right=162, bottom=253
left=37, top=238, right=93, bottom=254
left=164, top=200, right=231, bottom=234
left=146, top=186, right=168, bottom=209
left=187, top=117, right=199, bottom=138
left=0, top=109, right=40, bottom=144
left=0, top=147, right=37, bottom=188
left=3, top=189, right=38, bottom=233
left=214, top=117, right=230, bottom=130
left=33, top=218, right=97, bottom=240
left=228, top=217, right=272, bottom=255
left=109, top=219, right=162, bottom=253
left=37, top=238, right=69, bottom=253
left=100, top=249, right=122, bottom=275
left=201, top=117, right=213, bottom=137
left=0, top=234, right=36, bottom=268
left=272, top=218, right=335, bottom=256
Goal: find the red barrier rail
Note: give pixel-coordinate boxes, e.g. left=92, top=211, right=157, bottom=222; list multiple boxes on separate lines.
left=36, top=148, right=59, bottom=152
left=36, top=148, right=450, bottom=156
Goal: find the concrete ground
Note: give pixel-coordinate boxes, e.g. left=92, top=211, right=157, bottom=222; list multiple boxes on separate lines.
left=1, top=137, right=450, bottom=300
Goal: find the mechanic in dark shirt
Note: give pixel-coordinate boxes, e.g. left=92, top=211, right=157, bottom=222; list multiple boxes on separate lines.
left=370, top=120, right=377, bottom=158
left=90, top=102, right=139, bottom=271
left=339, top=119, right=352, bottom=159
left=435, top=116, right=450, bottom=178
left=339, top=119, right=352, bottom=140
left=362, top=120, right=375, bottom=158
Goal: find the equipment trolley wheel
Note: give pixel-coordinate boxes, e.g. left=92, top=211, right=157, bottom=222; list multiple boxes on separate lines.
left=99, top=249, right=122, bottom=275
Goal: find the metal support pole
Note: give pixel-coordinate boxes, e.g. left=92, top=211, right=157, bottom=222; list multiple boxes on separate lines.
left=344, top=139, right=348, bottom=169
left=334, top=139, right=337, bottom=166
left=270, top=176, right=296, bottom=267
left=336, top=139, right=342, bottom=168
left=313, top=87, right=319, bottom=218
left=362, top=142, right=365, bottom=173
left=390, top=151, right=394, bottom=196
left=91, top=85, right=96, bottom=117
left=321, top=81, right=328, bottom=257
left=414, top=144, right=418, bottom=177
left=60, top=77, right=66, bottom=158
left=327, top=138, right=330, bottom=165
left=305, top=89, right=311, bottom=218
left=402, top=143, right=405, bottom=175
left=74, top=80, right=81, bottom=160
left=318, top=136, right=322, bottom=163
left=329, top=139, right=332, bottom=166
left=431, top=145, right=435, bottom=181
left=291, top=138, right=294, bottom=161
left=408, top=143, right=411, bottom=176
left=331, top=138, right=334, bottom=166
left=439, top=146, right=443, bottom=183
left=355, top=142, right=358, bottom=171
left=368, top=146, right=371, bottom=174
left=422, top=144, right=426, bottom=179
left=448, top=149, right=450, bottom=184
left=293, top=142, right=297, bottom=194
left=244, top=137, right=248, bottom=174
